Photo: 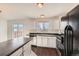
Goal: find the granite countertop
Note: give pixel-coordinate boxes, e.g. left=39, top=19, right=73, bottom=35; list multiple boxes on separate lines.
left=0, top=37, right=32, bottom=56
left=30, top=33, right=64, bottom=37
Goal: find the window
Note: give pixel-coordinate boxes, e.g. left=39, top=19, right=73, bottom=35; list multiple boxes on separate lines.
left=13, top=24, right=18, bottom=32
left=38, top=22, right=49, bottom=30
left=12, top=24, right=24, bottom=38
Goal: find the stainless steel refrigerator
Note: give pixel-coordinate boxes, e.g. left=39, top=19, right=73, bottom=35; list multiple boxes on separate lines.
left=61, top=5, right=79, bottom=56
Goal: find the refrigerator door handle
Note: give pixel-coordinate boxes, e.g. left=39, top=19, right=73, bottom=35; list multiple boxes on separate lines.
left=64, top=25, right=73, bottom=56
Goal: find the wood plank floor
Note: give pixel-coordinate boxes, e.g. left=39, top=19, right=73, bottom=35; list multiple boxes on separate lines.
left=31, top=45, right=59, bottom=56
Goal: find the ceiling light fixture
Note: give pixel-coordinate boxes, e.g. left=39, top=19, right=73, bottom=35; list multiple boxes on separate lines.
left=35, top=3, right=44, bottom=8
left=40, top=14, right=45, bottom=18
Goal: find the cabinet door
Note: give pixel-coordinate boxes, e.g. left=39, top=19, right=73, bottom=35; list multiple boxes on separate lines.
left=32, top=37, right=37, bottom=45
left=47, top=37, right=56, bottom=48
left=10, top=48, right=22, bottom=56
left=23, top=41, right=32, bottom=56
left=42, top=36, right=47, bottom=47
left=37, top=36, right=42, bottom=46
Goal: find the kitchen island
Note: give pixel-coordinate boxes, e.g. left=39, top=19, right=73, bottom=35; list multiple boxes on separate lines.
left=0, top=37, right=32, bottom=56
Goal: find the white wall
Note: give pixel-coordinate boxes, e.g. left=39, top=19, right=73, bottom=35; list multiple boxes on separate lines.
left=0, top=16, right=7, bottom=42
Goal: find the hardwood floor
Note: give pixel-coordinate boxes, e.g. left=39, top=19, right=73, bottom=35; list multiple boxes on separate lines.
left=31, top=45, right=59, bottom=56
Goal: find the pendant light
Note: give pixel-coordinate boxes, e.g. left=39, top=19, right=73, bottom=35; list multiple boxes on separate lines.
left=35, top=3, right=44, bottom=8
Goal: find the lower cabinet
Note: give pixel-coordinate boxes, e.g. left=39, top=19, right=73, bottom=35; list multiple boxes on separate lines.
left=23, top=40, right=32, bottom=56
left=10, top=40, right=32, bottom=56
left=32, top=36, right=56, bottom=48
left=10, top=48, right=23, bottom=56
left=47, top=37, right=56, bottom=48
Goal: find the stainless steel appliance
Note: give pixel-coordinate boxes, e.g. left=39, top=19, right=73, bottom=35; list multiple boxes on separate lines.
left=64, top=25, right=73, bottom=56
left=61, top=5, right=79, bottom=56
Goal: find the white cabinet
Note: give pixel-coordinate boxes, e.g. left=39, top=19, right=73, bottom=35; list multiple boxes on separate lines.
left=42, top=36, right=48, bottom=47
left=23, top=41, right=32, bottom=56
left=10, top=48, right=22, bottom=56
left=32, top=36, right=56, bottom=48
left=32, top=37, right=37, bottom=45
left=41, top=36, right=56, bottom=48
left=47, top=37, right=56, bottom=48
left=36, top=36, right=42, bottom=46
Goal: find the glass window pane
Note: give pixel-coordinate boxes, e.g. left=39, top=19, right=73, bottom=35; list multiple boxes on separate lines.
left=13, top=24, right=18, bottom=28
left=12, top=23, right=24, bottom=38
left=39, top=23, right=43, bottom=30
left=19, top=24, right=23, bottom=28
left=13, top=28, right=17, bottom=32
left=44, top=23, right=49, bottom=30
left=18, top=24, right=24, bottom=30
left=38, top=22, right=49, bottom=30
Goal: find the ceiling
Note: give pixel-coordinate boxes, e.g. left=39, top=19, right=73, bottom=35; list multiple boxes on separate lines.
left=0, top=3, right=78, bottom=20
